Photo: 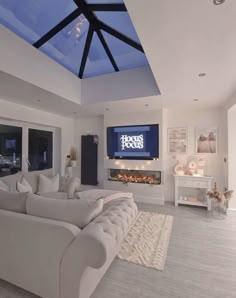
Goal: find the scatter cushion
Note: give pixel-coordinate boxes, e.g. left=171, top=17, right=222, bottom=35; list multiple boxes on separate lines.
left=17, top=177, right=33, bottom=193
left=0, top=181, right=9, bottom=192
left=0, top=190, right=27, bottom=213
left=1, top=172, right=23, bottom=192
left=67, top=177, right=81, bottom=199
left=59, top=177, right=81, bottom=196
left=22, top=169, right=53, bottom=193
left=59, top=176, right=72, bottom=192
left=26, top=193, right=104, bottom=229
left=38, top=174, right=59, bottom=193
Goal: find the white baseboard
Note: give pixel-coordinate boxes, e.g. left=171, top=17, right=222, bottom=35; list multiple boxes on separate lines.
left=134, top=195, right=164, bottom=205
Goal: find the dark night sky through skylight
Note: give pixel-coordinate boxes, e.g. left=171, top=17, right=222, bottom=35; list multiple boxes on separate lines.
left=0, top=0, right=149, bottom=78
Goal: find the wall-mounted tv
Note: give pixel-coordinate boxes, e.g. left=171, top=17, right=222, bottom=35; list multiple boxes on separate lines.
left=107, top=124, right=159, bottom=160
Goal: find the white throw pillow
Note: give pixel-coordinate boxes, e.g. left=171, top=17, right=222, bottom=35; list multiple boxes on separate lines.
left=0, top=180, right=9, bottom=192
left=17, top=177, right=33, bottom=193
left=0, top=190, right=27, bottom=213
left=38, top=174, right=59, bottom=193
left=67, top=177, right=81, bottom=199
left=26, top=193, right=104, bottom=229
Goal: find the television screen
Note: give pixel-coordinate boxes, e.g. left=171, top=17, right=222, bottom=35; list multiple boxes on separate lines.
left=107, top=124, right=159, bottom=160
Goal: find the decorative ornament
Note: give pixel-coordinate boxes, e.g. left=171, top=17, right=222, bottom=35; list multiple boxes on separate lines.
left=207, top=183, right=233, bottom=204
left=207, top=183, right=233, bottom=215
left=174, top=162, right=185, bottom=176
left=188, top=160, right=198, bottom=175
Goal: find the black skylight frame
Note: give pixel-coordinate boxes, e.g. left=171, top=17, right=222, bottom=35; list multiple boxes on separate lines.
left=33, top=0, right=144, bottom=79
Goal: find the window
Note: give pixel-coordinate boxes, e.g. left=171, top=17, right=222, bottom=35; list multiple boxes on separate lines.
left=0, top=0, right=149, bottom=78
left=0, top=124, right=22, bottom=177
left=28, top=129, right=53, bottom=171
left=0, top=121, right=55, bottom=177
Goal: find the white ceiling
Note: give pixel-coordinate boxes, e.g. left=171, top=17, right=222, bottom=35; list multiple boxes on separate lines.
left=1, top=0, right=236, bottom=116
left=125, top=0, right=236, bottom=109
left=76, top=95, right=163, bottom=116
left=0, top=71, right=80, bottom=117
left=0, top=71, right=162, bottom=117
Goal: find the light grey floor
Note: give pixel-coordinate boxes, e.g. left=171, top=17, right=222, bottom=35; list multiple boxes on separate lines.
left=0, top=203, right=236, bottom=298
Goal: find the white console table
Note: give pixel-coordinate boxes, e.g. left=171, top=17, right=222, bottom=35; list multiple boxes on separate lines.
left=174, top=175, right=213, bottom=211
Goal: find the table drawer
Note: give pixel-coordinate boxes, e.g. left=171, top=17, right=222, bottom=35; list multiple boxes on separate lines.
left=178, top=180, right=208, bottom=188
left=192, top=181, right=208, bottom=188
left=178, top=180, right=193, bottom=187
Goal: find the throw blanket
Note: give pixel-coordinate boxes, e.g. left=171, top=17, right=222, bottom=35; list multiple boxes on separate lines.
left=76, top=189, right=133, bottom=204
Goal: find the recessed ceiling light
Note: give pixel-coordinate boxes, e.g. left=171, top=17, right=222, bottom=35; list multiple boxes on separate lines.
left=213, top=0, right=226, bottom=5
left=145, top=104, right=149, bottom=107
left=193, top=99, right=199, bottom=102
left=198, top=73, right=206, bottom=77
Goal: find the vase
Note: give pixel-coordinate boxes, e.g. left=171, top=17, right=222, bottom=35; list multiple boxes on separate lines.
left=65, top=166, right=73, bottom=178
left=70, top=160, right=77, bottom=168
left=211, top=198, right=228, bottom=218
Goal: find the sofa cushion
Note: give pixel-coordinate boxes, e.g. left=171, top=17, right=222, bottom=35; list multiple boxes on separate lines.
left=38, top=174, right=59, bottom=193
left=59, top=177, right=72, bottom=192
left=0, top=190, right=28, bottom=213
left=38, top=192, right=68, bottom=200
left=0, top=180, right=9, bottom=192
left=91, top=199, right=138, bottom=245
left=67, top=177, right=81, bottom=199
left=17, top=177, right=33, bottom=193
left=76, top=189, right=133, bottom=204
left=1, top=172, right=23, bottom=191
left=26, top=194, right=104, bottom=229
left=21, top=169, right=53, bottom=193
left=59, top=177, right=81, bottom=198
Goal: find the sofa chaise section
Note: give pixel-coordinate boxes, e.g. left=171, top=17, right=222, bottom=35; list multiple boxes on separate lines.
left=0, top=197, right=138, bottom=298
left=0, top=209, right=80, bottom=298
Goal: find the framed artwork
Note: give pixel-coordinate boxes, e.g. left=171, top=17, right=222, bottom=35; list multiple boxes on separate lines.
left=168, top=127, right=188, bottom=154
left=195, top=126, right=217, bottom=154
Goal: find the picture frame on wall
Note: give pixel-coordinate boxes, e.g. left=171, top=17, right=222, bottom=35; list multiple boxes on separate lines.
left=195, top=126, right=217, bottom=154
left=168, top=127, right=188, bottom=154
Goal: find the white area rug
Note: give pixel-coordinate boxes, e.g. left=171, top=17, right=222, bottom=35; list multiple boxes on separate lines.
left=117, top=211, right=173, bottom=271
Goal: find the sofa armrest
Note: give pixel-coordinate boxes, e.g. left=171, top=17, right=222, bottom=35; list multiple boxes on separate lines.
left=60, top=198, right=138, bottom=298
left=60, top=224, right=115, bottom=298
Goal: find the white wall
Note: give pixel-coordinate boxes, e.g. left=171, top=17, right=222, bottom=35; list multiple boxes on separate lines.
left=74, top=116, right=104, bottom=188
left=0, top=98, right=75, bottom=175
left=76, top=107, right=227, bottom=202
left=164, top=108, right=228, bottom=202
left=228, top=104, right=236, bottom=209
left=0, top=26, right=81, bottom=104
left=82, top=66, right=160, bottom=104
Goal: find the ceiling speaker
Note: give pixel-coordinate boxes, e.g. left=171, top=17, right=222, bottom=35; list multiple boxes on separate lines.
left=213, top=0, right=226, bottom=5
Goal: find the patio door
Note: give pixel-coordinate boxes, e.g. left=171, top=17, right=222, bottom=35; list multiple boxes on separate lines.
left=0, top=123, right=22, bottom=177
left=28, top=128, right=53, bottom=172
left=0, top=119, right=55, bottom=176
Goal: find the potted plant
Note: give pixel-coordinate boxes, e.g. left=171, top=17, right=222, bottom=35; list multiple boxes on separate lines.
left=70, top=147, right=78, bottom=168
left=207, top=183, right=233, bottom=216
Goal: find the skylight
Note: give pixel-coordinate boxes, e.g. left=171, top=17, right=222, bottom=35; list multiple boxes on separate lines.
left=0, top=0, right=149, bottom=78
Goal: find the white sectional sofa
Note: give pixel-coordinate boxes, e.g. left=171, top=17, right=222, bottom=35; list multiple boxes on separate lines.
left=0, top=171, right=138, bottom=298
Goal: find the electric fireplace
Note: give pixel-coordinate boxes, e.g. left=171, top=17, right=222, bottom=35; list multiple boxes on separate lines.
left=108, top=169, right=161, bottom=185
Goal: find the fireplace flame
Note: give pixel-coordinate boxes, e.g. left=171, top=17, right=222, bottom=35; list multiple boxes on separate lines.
left=109, top=173, right=160, bottom=184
